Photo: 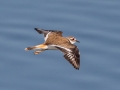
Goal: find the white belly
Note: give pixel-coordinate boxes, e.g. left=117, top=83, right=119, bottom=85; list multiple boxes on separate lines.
left=47, top=45, right=58, bottom=50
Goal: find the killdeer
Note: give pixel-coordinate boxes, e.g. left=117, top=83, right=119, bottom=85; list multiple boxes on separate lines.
left=25, top=28, right=80, bottom=70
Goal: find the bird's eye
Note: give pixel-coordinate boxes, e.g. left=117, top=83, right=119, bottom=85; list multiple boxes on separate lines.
left=71, top=38, right=74, bottom=40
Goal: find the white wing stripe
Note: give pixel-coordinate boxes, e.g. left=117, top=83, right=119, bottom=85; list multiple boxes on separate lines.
left=45, top=32, right=51, bottom=41
left=51, top=45, right=71, bottom=52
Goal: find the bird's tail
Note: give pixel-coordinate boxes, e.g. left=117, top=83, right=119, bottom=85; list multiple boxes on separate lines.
left=25, top=44, right=48, bottom=51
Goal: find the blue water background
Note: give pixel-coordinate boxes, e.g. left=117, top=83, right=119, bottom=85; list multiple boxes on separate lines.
left=0, top=0, right=120, bottom=90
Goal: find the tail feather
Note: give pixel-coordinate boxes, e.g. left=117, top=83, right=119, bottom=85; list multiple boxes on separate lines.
left=25, top=44, right=47, bottom=51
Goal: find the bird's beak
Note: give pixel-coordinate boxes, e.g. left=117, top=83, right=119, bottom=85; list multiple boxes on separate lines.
left=76, top=40, right=80, bottom=43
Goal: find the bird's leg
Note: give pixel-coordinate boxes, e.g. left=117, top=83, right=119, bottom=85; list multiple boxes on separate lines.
left=33, top=49, right=45, bottom=55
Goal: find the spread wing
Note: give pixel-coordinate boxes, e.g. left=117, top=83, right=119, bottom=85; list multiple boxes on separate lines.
left=34, top=28, right=63, bottom=37
left=54, top=45, right=80, bottom=70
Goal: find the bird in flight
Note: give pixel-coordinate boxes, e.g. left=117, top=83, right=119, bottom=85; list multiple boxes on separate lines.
left=25, top=28, right=80, bottom=70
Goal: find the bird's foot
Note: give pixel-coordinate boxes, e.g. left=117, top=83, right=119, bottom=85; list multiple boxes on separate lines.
left=33, top=50, right=45, bottom=55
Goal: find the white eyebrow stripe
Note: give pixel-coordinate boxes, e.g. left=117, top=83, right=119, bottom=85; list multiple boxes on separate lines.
left=66, top=37, right=75, bottom=44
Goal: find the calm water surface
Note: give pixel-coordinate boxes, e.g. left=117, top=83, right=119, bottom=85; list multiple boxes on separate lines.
left=0, top=0, right=120, bottom=90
